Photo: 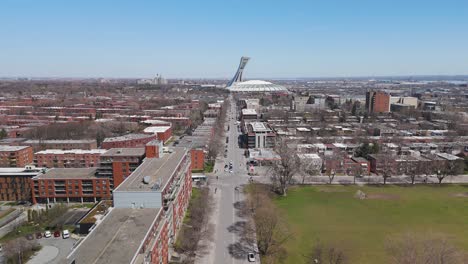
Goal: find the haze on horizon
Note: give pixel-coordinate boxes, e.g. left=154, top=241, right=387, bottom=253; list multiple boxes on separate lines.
left=1, top=0, right=468, bottom=79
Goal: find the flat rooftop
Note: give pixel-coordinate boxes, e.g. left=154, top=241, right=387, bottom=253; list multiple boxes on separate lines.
left=103, top=133, right=154, bottom=143
left=242, top=108, right=257, bottom=115
left=0, top=166, right=45, bottom=176
left=249, top=122, right=271, bottom=133
left=68, top=208, right=160, bottom=264
left=23, top=139, right=96, bottom=144
left=115, top=147, right=187, bottom=192
left=0, top=145, right=30, bottom=152
left=101, top=148, right=145, bottom=157
left=35, top=168, right=97, bottom=179
left=143, top=126, right=171, bottom=134
left=35, top=149, right=106, bottom=155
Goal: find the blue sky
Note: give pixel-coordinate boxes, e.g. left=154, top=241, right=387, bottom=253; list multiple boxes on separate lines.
left=1, top=0, right=468, bottom=78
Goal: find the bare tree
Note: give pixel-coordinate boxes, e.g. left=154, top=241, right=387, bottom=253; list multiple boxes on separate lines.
left=404, top=160, right=419, bottom=185
left=270, top=139, right=300, bottom=196
left=327, top=169, right=336, bottom=184
left=3, top=237, right=41, bottom=264
left=251, top=185, right=291, bottom=257
left=299, top=157, right=321, bottom=184
left=175, top=187, right=214, bottom=261
left=380, top=155, right=394, bottom=185
left=385, top=232, right=465, bottom=264
left=305, top=240, right=347, bottom=264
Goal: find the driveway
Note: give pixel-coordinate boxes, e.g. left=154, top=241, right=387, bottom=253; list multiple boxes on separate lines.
left=27, top=236, right=77, bottom=264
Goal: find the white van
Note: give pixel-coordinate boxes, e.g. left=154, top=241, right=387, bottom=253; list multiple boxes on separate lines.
left=62, top=229, right=70, bottom=239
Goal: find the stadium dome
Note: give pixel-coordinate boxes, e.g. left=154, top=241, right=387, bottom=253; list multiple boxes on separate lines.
left=226, top=57, right=288, bottom=92
left=228, top=80, right=288, bottom=92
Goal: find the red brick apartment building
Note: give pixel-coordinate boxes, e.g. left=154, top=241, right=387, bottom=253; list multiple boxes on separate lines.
left=97, top=148, right=146, bottom=188
left=101, top=133, right=157, bottom=149
left=190, top=149, right=205, bottom=171
left=143, top=126, right=173, bottom=143
left=68, top=147, right=192, bottom=264
left=0, top=146, right=33, bottom=167
left=366, top=91, right=390, bottom=113
left=34, top=149, right=106, bottom=168
left=0, top=165, right=43, bottom=201
left=30, top=168, right=111, bottom=204
left=22, top=139, right=98, bottom=152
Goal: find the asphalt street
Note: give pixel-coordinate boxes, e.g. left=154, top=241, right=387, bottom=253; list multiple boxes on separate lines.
left=197, top=95, right=257, bottom=264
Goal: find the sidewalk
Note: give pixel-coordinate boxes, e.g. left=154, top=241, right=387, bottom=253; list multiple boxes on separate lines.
left=195, top=157, right=224, bottom=264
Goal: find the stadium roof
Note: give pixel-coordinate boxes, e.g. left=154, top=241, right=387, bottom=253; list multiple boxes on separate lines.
left=226, top=57, right=288, bottom=92
left=228, top=80, right=287, bottom=92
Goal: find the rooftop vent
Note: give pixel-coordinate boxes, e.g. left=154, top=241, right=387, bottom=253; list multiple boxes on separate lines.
left=142, top=176, right=150, bottom=184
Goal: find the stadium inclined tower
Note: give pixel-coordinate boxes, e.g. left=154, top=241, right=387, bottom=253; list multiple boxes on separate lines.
left=226, top=57, right=288, bottom=92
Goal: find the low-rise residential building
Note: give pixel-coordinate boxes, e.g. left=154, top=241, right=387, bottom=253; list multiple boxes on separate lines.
left=241, top=109, right=258, bottom=121
left=34, top=149, right=106, bottom=168
left=101, top=133, right=158, bottom=149
left=143, top=126, right=173, bottom=143
left=22, top=139, right=97, bottom=152
left=97, top=148, right=146, bottom=189
left=30, top=168, right=111, bottom=204
left=244, top=122, right=276, bottom=149
left=0, top=165, right=44, bottom=201
left=0, top=145, right=33, bottom=167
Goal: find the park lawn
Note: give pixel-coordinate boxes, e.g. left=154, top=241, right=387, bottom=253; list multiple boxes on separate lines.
left=274, top=185, right=468, bottom=264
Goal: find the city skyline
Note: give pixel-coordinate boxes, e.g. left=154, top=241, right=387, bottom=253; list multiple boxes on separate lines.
left=1, top=0, right=468, bottom=78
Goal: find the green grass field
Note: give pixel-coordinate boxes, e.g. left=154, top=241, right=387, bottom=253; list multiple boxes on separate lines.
left=274, top=185, right=468, bottom=264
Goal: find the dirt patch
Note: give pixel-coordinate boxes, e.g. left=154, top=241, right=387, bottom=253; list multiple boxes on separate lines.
left=451, top=192, right=468, bottom=198
left=366, top=193, right=400, bottom=200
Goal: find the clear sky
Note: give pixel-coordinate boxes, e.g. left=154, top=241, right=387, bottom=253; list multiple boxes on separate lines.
left=1, top=0, right=468, bottom=79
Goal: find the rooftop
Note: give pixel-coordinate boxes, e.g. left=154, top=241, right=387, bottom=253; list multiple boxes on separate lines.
left=0, top=166, right=45, bottom=176
left=143, top=126, right=171, bottom=134
left=101, top=148, right=145, bottom=157
left=103, top=133, right=155, bottom=143
left=23, top=139, right=96, bottom=144
left=248, top=122, right=272, bottom=133
left=35, top=168, right=97, bottom=179
left=68, top=208, right=160, bottom=264
left=141, top=119, right=172, bottom=125
left=0, top=145, right=31, bottom=152
left=35, top=149, right=106, bottom=155
left=436, top=152, right=462, bottom=161
left=241, top=108, right=257, bottom=116
left=297, top=153, right=322, bottom=160
left=115, top=147, right=187, bottom=192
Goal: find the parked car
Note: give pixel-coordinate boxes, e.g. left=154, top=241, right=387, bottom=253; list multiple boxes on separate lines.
left=36, top=232, right=43, bottom=239
left=62, top=229, right=70, bottom=239
left=54, top=231, right=61, bottom=237
left=44, top=230, right=52, bottom=238
left=26, top=234, right=34, bottom=240
left=248, top=252, right=256, bottom=262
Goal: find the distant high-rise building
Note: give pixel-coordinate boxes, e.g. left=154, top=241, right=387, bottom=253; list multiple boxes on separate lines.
left=137, top=74, right=168, bottom=85
left=366, top=91, right=390, bottom=113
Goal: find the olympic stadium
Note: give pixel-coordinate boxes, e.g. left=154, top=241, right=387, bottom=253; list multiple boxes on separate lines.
left=226, top=57, right=288, bottom=93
